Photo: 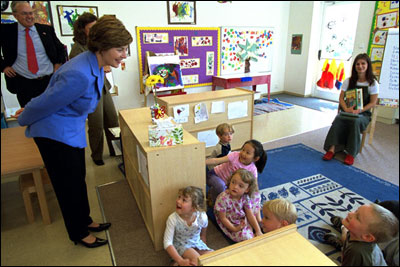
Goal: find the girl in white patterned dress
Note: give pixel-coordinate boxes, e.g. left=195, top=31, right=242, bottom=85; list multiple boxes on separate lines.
left=214, top=169, right=263, bottom=242
left=164, top=186, right=212, bottom=266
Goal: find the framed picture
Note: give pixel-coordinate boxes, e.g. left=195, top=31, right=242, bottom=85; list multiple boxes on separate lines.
left=56, top=5, right=98, bottom=36
left=167, top=1, right=196, bottom=25
left=291, top=34, right=302, bottom=55
left=32, top=1, right=53, bottom=26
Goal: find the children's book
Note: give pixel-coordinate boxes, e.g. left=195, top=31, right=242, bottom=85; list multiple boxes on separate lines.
left=344, top=88, right=363, bottom=110
left=341, top=88, right=363, bottom=117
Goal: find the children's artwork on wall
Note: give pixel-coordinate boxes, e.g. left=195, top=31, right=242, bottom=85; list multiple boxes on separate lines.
left=1, top=13, right=16, bottom=24
left=376, top=11, right=398, bottom=29
left=220, top=26, right=274, bottom=75
left=137, top=27, right=220, bottom=94
left=291, top=34, right=302, bottom=55
left=148, top=55, right=184, bottom=92
left=167, top=1, right=196, bottom=25
left=56, top=5, right=98, bottom=36
left=320, top=2, right=359, bottom=60
left=368, top=1, right=399, bottom=78
left=174, top=36, right=189, bottom=56
left=192, top=36, right=213, bottom=46
left=180, top=58, right=200, bottom=69
left=182, top=74, right=199, bottom=85
left=144, top=33, right=169, bottom=44
left=206, top=51, right=215, bottom=75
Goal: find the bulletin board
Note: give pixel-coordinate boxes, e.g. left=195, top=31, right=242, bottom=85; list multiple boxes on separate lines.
left=367, top=1, right=399, bottom=79
left=220, top=26, right=274, bottom=75
left=136, top=27, right=220, bottom=94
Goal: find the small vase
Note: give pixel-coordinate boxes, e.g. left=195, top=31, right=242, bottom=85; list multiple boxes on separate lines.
left=245, top=59, right=250, bottom=73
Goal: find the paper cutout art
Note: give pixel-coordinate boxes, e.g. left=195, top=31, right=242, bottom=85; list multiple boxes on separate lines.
left=148, top=55, right=184, bottom=92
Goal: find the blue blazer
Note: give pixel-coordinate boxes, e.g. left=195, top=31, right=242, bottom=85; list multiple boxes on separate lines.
left=18, top=51, right=103, bottom=148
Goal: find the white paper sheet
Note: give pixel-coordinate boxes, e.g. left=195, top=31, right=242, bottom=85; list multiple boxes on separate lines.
left=197, top=129, right=219, bottom=148
left=228, top=100, right=248, bottom=120
left=211, top=101, right=225, bottom=114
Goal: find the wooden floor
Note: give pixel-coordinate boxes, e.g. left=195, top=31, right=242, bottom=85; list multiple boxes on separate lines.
left=1, top=105, right=336, bottom=266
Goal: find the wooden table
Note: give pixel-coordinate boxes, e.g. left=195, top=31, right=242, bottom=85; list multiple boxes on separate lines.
left=212, top=72, right=271, bottom=101
left=198, top=224, right=336, bottom=266
left=1, top=126, right=51, bottom=224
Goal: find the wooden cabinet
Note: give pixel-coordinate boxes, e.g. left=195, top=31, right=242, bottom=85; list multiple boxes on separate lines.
left=157, top=88, right=254, bottom=156
left=119, top=108, right=205, bottom=251
left=198, top=224, right=336, bottom=266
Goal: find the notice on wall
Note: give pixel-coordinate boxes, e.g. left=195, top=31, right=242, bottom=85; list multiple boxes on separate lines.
left=173, top=104, right=189, bottom=123
left=228, top=100, right=248, bottom=120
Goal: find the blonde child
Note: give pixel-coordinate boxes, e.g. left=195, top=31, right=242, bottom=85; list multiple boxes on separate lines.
left=210, top=123, right=234, bottom=159
left=164, top=186, right=212, bottom=266
left=206, top=139, right=267, bottom=205
left=214, top=169, right=263, bottom=242
left=324, top=203, right=399, bottom=266
left=261, top=199, right=297, bottom=233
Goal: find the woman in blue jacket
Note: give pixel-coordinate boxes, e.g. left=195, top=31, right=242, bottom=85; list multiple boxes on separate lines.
left=14, top=16, right=132, bottom=248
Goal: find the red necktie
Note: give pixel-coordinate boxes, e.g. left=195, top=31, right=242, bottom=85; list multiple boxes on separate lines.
left=25, top=28, right=39, bottom=74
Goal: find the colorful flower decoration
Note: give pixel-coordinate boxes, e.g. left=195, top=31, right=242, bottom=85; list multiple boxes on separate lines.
left=145, top=75, right=164, bottom=87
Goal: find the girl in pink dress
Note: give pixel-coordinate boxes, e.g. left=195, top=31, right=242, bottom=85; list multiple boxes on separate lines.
left=214, top=169, right=262, bottom=242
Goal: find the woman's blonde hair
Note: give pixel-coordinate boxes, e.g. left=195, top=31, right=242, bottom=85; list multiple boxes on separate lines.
left=88, top=15, right=132, bottom=53
left=227, top=169, right=258, bottom=197
left=178, top=186, right=205, bottom=212
left=263, top=199, right=297, bottom=224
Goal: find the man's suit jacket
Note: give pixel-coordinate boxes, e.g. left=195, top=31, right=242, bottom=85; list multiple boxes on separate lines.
left=0, top=23, right=66, bottom=93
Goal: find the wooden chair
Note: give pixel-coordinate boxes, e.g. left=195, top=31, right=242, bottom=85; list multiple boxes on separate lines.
left=19, top=169, right=52, bottom=223
left=360, top=107, right=378, bottom=153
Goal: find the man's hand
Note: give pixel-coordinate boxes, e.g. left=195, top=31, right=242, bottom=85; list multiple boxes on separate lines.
left=4, top=66, right=17, bottom=78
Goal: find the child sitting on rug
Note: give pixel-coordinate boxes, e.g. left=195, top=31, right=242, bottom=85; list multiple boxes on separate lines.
left=206, top=139, right=267, bottom=206
left=207, top=123, right=234, bottom=171
left=323, top=203, right=399, bottom=266
left=214, top=169, right=263, bottom=242
left=326, top=200, right=399, bottom=266
left=261, top=199, right=298, bottom=233
left=164, top=186, right=212, bottom=266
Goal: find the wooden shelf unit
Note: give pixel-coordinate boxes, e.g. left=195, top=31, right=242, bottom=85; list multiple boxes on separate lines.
left=157, top=88, right=254, bottom=156
left=119, top=108, right=205, bottom=251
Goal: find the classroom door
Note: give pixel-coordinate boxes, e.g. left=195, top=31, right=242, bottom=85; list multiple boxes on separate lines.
left=312, top=1, right=360, bottom=102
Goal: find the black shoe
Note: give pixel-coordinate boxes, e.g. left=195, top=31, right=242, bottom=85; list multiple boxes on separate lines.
left=88, top=222, right=111, bottom=232
left=324, top=232, right=343, bottom=251
left=330, top=216, right=344, bottom=233
left=93, top=159, right=105, bottom=166
left=74, top=237, right=108, bottom=248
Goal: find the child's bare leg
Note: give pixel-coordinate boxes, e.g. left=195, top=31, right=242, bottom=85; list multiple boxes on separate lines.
left=182, top=248, right=201, bottom=266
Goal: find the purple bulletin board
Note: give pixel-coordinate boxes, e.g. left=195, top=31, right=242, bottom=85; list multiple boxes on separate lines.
left=136, top=27, right=220, bottom=94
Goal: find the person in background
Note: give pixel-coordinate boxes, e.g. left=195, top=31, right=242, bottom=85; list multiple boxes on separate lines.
left=69, top=12, right=120, bottom=166
left=261, top=198, right=297, bottom=233
left=206, top=139, right=267, bottom=206
left=322, top=53, right=379, bottom=166
left=164, top=186, right=212, bottom=266
left=214, top=169, right=263, bottom=242
left=0, top=1, right=66, bottom=107
left=210, top=123, right=234, bottom=159
left=14, top=16, right=133, bottom=248
left=324, top=203, right=398, bottom=266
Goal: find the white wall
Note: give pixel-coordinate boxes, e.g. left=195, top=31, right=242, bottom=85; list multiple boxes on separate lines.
left=48, top=1, right=290, bottom=110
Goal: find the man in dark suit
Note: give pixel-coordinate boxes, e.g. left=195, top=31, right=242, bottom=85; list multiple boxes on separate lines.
left=1, top=1, right=66, bottom=107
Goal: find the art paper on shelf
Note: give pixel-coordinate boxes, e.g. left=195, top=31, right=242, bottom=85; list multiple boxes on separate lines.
left=173, top=104, right=190, bottom=123
left=197, top=129, right=219, bottom=148
left=211, top=101, right=225, bottom=114
left=228, top=100, right=248, bottom=120
left=194, top=102, right=209, bottom=124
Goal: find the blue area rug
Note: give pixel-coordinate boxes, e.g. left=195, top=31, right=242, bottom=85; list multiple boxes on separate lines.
left=258, top=143, right=399, bottom=263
